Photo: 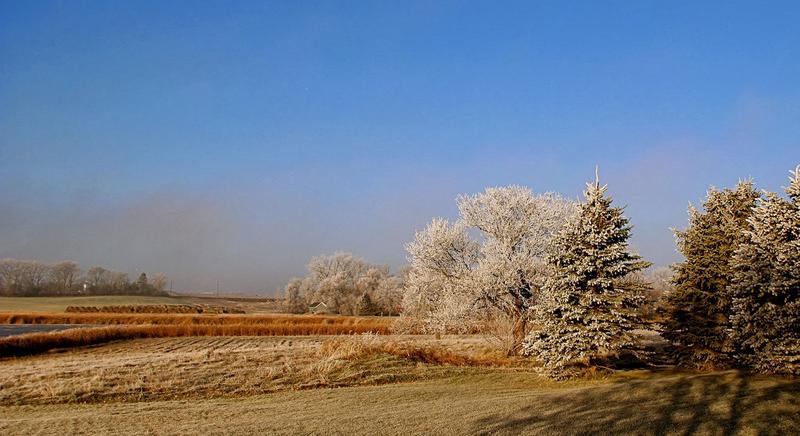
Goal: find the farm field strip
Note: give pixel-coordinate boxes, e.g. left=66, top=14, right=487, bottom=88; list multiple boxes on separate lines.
left=0, top=296, right=283, bottom=314
left=0, top=312, right=393, bottom=327
left=0, top=322, right=393, bottom=358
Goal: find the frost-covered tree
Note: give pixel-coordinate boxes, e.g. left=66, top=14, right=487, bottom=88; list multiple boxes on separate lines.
left=403, top=219, right=482, bottom=333
left=49, top=261, right=81, bottom=292
left=522, top=171, right=651, bottom=375
left=86, top=266, right=109, bottom=288
left=729, top=166, right=800, bottom=375
left=663, top=181, right=760, bottom=368
left=405, top=186, right=577, bottom=352
left=284, top=278, right=308, bottom=314
left=150, top=273, right=168, bottom=293
left=283, top=252, right=403, bottom=315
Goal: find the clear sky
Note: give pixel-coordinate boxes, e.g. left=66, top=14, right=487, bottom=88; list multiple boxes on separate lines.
left=1, top=1, right=798, bottom=294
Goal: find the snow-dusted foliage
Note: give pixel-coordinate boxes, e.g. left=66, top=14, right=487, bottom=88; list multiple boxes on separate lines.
left=729, top=166, right=800, bottom=375
left=283, top=252, right=403, bottom=315
left=522, top=173, right=650, bottom=376
left=662, top=181, right=760, bottom=369
left=404, top=186, right=577, bottom=351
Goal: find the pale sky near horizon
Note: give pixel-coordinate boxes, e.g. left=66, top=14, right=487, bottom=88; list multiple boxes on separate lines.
left=1, top=1, right=799, bottom=294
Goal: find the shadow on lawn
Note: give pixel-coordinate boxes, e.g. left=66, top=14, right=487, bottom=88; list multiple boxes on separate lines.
left=473, top=371, right=800, bottom=435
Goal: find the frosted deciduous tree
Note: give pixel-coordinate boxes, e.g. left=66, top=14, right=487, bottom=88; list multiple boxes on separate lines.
left=403, top=219, right=481, bottom=333
left=522, top=172, right=650, bottom=375
left=284, top=278, right=309, bottom=314
left=283, top=252, right=403, bottom=315
left=729, top=166, right=800, bottom=375
left=86, top=266, right=109, bottom=288
left=405, top=186, right=577, bottom=352
left=0, top=259, right=28, bottom=294
left=150, top=273, right=169, bottom=293
left=662, top=181, right=760, bottom=368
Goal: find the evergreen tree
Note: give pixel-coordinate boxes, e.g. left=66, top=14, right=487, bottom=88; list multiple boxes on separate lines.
left=357, top=292, right=378, bottom=316
left=662, top=181, right=760, bottom=368
left=729, top=166, right=800, bottom=375
left=523, top=171, right=651, bottom=376
left=136, top=273, right=149, bottom=292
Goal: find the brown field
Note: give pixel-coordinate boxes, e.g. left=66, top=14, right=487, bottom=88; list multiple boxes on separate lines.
left=0, top=311, right=392, bottom=327
left=65, top=304, right=246, bottom=314
left=0, top=335, right=797, bottom=435
left=0, top=295, right=283, bottom=313
left=0, top=323, right=391, bottom=358
left=0, top=335, right=513, bottom=405
left=0, top=298, right=797, bottom=435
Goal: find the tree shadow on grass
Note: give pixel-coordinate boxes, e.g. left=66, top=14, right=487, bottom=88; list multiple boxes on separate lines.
left=473, top=371, right=800, bottom=435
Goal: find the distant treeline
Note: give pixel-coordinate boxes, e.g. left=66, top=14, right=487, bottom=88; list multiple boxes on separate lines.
left=0, top=258, right=168, bottom=297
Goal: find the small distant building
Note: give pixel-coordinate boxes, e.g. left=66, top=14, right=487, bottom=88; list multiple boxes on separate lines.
left=308, top=302, right=330, bottom=314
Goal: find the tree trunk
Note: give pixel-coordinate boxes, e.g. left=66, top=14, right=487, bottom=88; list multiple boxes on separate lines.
left=510, top=315, right=527, bottom=356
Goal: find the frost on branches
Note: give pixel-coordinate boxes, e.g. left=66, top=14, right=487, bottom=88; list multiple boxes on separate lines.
left=729, top=166, right=800, bottom=375
left=662, top=181, right=760, bottom=369
left=522, top=172, right=651, bottom=376
left=403, top=186, right=577, bottom=353
left=283, top=252, right=403, bottom=316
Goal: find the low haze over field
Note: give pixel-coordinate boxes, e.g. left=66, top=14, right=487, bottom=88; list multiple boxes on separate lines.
left=2, top=1, right=799, bottom=293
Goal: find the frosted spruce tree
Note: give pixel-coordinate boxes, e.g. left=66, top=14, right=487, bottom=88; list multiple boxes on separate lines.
left=522, top=170, right=650, bottom=376
left=662, top=181, right=760, bottom=368
left=729, top=166, right=800, bottom=375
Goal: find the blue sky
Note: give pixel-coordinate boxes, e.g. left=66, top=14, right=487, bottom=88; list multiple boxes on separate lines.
left=1, top=1, right=798, bottom=293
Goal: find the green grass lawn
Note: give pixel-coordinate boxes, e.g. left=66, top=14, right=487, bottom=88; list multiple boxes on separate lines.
left=0, top=296, right=184, bottom=312
left=1, top=371, right=797, bottom=435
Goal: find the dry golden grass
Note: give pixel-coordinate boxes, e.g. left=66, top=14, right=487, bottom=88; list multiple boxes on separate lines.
left=319, top=334, right=521, bottom=367
left=0, top=296, right=284, bottom=314
left=0, top=311, right=392, bottom=327
left=0, top=335, right=797, bottom=435
left=0, top=323, right=392, bottom=358
left=0, top=335, right=509, bottom=405
left=1, top=369, right=797, bottom=435
left=65, top=304, right=245, bottom=314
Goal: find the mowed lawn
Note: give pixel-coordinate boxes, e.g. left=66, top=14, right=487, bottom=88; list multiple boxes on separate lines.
left=0, top=336, right=798, bottom=435
left=1, top=371, right=797, bottom=435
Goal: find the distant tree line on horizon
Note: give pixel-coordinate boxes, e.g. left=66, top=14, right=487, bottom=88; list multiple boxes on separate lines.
left=0, top=259, right=169, bottom=297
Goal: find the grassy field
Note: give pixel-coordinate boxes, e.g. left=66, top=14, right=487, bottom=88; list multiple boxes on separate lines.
left=0, top=335, right=797, bottom=435
left=0, top=295, right=282, bottom=313
left=0, top=296, right=181, bottom=312
left=0, top=336, right=509, bottom=404
left=0, top=302, right=796, bottom=434
left=1, top=370, right=797, bottom=435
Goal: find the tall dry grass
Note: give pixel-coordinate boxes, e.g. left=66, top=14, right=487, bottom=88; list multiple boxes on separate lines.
left=65, top=304, right=245, bottom=314
left=0, top=323, right=391, bottom=358
left=0, top=312, right=392, bottom=328
left=318, top=335, right=515, bottom=367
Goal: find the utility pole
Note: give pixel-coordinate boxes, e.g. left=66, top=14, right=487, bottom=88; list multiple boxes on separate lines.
left=216, top=280, right=220, bottom=297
